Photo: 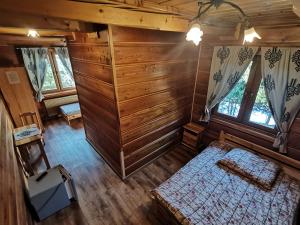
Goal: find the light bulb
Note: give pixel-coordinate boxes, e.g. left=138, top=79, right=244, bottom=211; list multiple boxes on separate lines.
left=27, top=29, right=40, bottom=38
left=243, top=27, right=261, bottom=43
left=292, top=0, right=300, bottom=17
left=186, top=23, right=203, bottom=46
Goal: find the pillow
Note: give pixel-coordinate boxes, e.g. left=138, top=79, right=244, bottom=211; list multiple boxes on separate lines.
left=217, top=148, right=281, bottom=190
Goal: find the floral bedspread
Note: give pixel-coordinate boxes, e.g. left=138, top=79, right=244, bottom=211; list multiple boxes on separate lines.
left=152, top=145, right=300, bottom=225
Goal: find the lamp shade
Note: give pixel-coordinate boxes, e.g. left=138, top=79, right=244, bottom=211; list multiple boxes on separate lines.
left=293, top=0, right=300, bottom=17
left=27, top=29, right=40, bottom=38
left=186, top=23, right=203, bottom=46
left=243, top=27, right=261, bottom=43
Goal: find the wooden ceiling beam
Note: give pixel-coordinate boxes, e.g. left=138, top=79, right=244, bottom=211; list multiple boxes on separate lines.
left=0, top=34, right=66, bottom=46
left=0, top=0, right=189, bottom=32
left=0, top=27, right=72, bottom=37
left=78, top=0, right=193, bottom=17
left=0, top=10, right=84, bottom=31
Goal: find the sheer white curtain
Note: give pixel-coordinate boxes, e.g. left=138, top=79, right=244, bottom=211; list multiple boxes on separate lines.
left=54, top=47, right=73, bottom=79
left=262, top=47, right=300, bottom=153
left=21, top=48, right=48, bottom=102
left=201, top=46, right=258, bottom=121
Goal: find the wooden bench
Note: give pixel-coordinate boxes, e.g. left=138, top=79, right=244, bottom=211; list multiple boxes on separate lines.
left=59, top=102, right=82, bottom=125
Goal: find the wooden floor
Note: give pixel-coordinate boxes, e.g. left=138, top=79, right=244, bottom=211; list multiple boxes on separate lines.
left=35, top=118, right=192, bottom=225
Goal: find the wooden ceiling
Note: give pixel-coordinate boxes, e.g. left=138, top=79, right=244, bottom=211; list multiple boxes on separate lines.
left=144, top=0, right=300, bottom=27
left=0, top=0, right=299, bottom=34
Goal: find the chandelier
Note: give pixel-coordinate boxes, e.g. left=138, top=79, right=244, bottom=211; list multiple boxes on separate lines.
left=186, top=0, right=261, bottom=45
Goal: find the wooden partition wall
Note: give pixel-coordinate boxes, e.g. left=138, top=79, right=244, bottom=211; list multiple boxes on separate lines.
left=68, top=26, right=199, bottom=178
left=110, top=26, right=198, bottom=175
left=68, top=30, right=122, bottom=175
left=0, top=96, right=33, bottom=225
left=191, top=26, right=300, bottom=161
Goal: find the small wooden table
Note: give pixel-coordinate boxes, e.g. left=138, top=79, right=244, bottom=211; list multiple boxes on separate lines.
left=13, top=124, right=50, bottom=176
left=182, top=122, right=205, bottom=153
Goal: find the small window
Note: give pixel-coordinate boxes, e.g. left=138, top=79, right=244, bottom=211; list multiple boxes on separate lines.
left=217, top=62, right=252, bottom=117
left=42, top=56, right=57, bottom=91
left=249, top=79, right=275, bottom=128
left=54, top=54, right=75, bottom=89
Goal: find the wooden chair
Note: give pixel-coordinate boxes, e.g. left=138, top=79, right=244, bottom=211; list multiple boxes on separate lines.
left=20, top=112, right=44, bottom=144
left=14, top=112, right=50, bottom=176
left=20, top=112, right=41, bottom=129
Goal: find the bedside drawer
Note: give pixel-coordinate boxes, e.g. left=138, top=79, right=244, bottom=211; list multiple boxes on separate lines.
left=182, top=131, right=198, bottom=147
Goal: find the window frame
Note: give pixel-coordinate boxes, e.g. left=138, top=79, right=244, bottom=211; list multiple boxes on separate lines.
left=213, top=55, right=277, bottom=133
left=42, top=48, right=75, bottom=94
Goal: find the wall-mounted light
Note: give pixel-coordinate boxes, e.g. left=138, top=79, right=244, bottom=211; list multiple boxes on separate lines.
left=27, top=29, right=40, bottom=38
left=186, top=0, right=261, bottom=45
left=186, top=23, right=203, bottom=46
left=244, top=27, right=261, bottom=43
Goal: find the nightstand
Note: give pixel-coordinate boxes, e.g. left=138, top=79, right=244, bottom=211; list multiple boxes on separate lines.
left=182, top=122, right=205, bottom=153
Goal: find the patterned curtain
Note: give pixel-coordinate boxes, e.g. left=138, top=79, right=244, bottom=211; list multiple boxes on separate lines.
left=54, top=47, right=73, bottom=79
left=21, top=48, right=48, bottom=102
left=262, top=47, right=300, bottom=153
left=201, top=46, right=258, bottom=121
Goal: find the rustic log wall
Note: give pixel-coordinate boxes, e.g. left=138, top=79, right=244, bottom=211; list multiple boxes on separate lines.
left=192, top=26, right=300, bottom=160
left=68, top=31, right=122, bottom=176
left=110, top=26, right=199, bottom=176
left=0, top=95, right=33, bottom=225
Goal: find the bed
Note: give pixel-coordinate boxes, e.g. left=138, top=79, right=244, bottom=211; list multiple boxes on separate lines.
left=151, top=131, right=300, bottom=225
left=59, top=102, right=82, bottom=125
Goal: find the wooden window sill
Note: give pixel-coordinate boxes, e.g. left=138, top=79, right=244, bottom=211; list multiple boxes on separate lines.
left=43, top=89, right=77, bottom=100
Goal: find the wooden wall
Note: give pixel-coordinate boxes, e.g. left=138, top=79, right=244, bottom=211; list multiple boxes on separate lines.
left=192, top=26, right=300, bottom=161
left=0, top=95, right=33, bottom=225
left=68, top=31, right=122, bottom=176
left=110, top=26, right=198, bottom=176
left=0, top=44, right=19, bottom=66
left=0, top=67, right=43, bottom=128
left=68, top=26, right=199, bottom=178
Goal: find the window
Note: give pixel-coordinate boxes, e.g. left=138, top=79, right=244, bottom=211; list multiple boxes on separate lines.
left=54, top=54, right=75, bottom=89
left=215, top=56, right=276, bottom=131
left=249, top=80, right=275, bottom=128
left=42, top=56, right=57, bottom=91
left=217, top=62, right=252, bottom=117
left=41, top=48, right=75, bottom=93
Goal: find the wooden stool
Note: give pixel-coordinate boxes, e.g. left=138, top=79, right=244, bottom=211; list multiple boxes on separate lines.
left=13, top=124, right=50, bottom=176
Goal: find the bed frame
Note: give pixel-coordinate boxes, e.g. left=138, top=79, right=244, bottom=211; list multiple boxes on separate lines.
left=152, top=130, right=300, bottom=225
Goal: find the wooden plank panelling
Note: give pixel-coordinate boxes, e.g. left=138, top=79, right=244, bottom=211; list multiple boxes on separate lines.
left=0, top=96, right=33, bottom=225
left=68, top=30, right=122, bottom=176
left=68, top=44, right=111, bottom=65
left=72, top=60, right=113, bottom=84
left=0, top=67, right=43, bottom=128
left=74, top=73, right=115, bottom=100
left=117, top=72, right=194, bottom=101
left=114, top=44, right=197, bottom=65
left=69, top=26, right=199, bottom=178
left=118, top=85, right=193, bottom=117
left=0, top=45, right=19, bottom=66
left=191, top=26, right=300, bottom=161
left=110, top=25, right=199, bottom=176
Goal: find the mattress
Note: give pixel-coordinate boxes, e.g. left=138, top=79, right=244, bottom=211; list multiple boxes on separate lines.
left=152, top=145, right=300, bottom=225
left=60, top=102, right=81, bottom=116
